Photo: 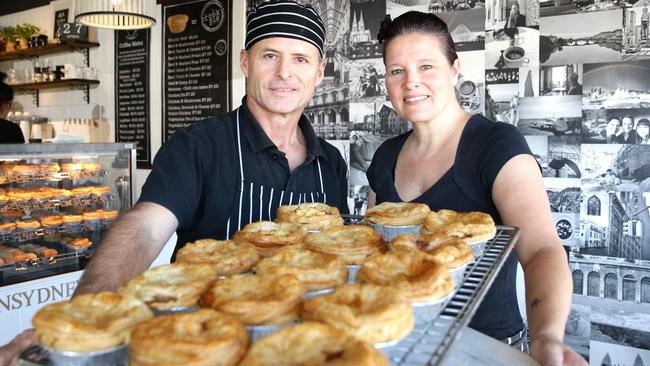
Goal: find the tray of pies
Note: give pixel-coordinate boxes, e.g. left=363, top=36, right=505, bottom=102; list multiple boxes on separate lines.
left=0, top=162, right=107, bottom=184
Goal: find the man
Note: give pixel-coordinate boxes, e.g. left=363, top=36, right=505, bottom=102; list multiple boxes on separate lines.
left=75, top=0, right=348, bottom=295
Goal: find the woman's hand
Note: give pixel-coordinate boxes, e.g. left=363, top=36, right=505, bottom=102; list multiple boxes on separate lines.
left=530, top=332, right=588, bottom=366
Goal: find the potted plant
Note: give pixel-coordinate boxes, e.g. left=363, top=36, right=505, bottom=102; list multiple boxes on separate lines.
left=1, top=26, right=16, bottom=52
left=15, top=24, right=39, bottom=49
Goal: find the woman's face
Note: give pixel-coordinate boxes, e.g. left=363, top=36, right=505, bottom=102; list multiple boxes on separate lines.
left=606, top=118, right=620, bottom=135
left=384, top=32, right=459, bottom=125
left=638, top=124, right=649, bottom=138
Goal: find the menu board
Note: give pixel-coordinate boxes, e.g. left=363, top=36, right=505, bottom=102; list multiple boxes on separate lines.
left=162, top=0, right=231, bottom=142
left=115, top=29, right=151, bottom=168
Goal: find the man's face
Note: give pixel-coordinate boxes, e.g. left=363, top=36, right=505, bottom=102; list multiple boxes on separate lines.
left=241, top=37, right=325, bottom=119
left=622, top=117, right=634, bottom=133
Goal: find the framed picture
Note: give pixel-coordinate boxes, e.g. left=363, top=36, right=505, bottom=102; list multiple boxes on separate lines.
left=50, top=0, right=75, bottom=39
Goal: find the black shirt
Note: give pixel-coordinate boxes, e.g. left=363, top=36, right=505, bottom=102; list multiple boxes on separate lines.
left=0, top=119, right=24, bottom=143
left=367, top=114, right=533, bottom=339
left=139, top=101, right=349, bottom=256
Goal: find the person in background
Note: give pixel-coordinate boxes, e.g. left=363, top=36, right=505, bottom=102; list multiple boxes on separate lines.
left=636, top=118, right=650, bottom=144
left=0, top=71, right=24, bottom=143
left=604, top=117, right=621, bottom=143
left=74, top=0, right=348, bottom=295
left=369, top=11, right=586, bottom=366
left=616, top=115, right=637, bottom=144
left=566, top=73, right=582, bottom=96
left=504, top=2, right=526, bottom=29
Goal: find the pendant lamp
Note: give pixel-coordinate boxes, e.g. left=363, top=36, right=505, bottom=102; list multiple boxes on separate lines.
left=75, top=0, right=156, bottom=30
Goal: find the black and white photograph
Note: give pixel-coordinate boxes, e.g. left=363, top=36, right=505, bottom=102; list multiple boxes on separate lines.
left=546, top=136, right=582, bottom=177
left=546, top=177, right=582, bottom=211
left=589, top=341, right=650, bottom=366
left=553, top=210, right=582, bottom=246
left=485, top=0, right=540, bottom=30
left=457, top=50, right=485, bottom=114
left=348, top=58, right=386, bottom=101
left=305, top=84, right=351, bottom=140
left=486, top=26, right=540, bottom=69
left=525, top=134, right=549, bottom=166
left=564, top=304, right=591, bottom=361
left=485, top=68, right=521, bottom=123
left=581, top=143, right=650, bottom=193
left=516, top=95, right=582, bottom=135
left=437, top=9, right=486, bottom=51
left=518, top=66, right=540, bottom=97
left=539, top=0, right=623, bottom=17
left=387, top=0, right=486, bottom=16
left=348, top=184, right=370, bottom=216
left=345, top=0, right=385, bottom=59
left=596, top=109, right=650, bottom=144
left=539, top=10, right=623, bottom=66
left=582, top=60, right=650, bottom=109
left=591, top=307, right=650, bottom=349
left=539, top=64, right=584, bottom=96
left=581, top=109, right=609, bottom=143
left=623, top=1, right=650, bottom=60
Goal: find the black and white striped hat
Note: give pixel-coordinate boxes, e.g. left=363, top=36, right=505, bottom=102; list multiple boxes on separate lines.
left=246, top=0, right=326, bottom=58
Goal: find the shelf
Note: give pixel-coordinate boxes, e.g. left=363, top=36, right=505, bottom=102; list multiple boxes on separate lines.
left=0, top=219, right=114, bottom=243
left=0, top=194, right=110, bottom=214
left=0, top=169, right=108, bottom=185
left=0, top=40, right=99, bottom=62
left=12, top=79, right=99, bottom=106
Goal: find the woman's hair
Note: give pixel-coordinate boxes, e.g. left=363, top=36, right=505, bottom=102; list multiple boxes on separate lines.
left=0, top=71, right=14, bottom=106
left=377, top=11, right=458, bottom=65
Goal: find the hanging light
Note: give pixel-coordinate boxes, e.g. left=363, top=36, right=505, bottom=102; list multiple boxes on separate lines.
left=75, top=0, right=156, bottom=30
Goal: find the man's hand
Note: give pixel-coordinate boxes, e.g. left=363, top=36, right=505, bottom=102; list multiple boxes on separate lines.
left=530, top=332, right=588, bottom=366
left=0, top=329, right=37, bottom=366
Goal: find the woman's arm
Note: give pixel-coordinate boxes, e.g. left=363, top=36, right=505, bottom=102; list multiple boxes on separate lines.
left=492, top=154, right=586, bottom=366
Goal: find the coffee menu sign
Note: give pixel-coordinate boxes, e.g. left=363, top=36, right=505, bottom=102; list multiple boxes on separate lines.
left=162, top=0, right=231, bottom=142
left=115, top=29, right=152, bottom=168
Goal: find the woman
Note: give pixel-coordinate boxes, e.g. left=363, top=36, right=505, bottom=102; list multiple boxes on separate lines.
left=368, top=11, right=585, bottom=366
left=604, top=117, right=621, bottom=143
left=636, top=118, right=650, bottom=144
left=0, top=72, right=24, bottom=143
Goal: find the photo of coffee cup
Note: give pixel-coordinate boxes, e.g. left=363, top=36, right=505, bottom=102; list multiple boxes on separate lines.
left=167, top=14, right=189, bottom=34
left=503, top=46, right=529, bottom=67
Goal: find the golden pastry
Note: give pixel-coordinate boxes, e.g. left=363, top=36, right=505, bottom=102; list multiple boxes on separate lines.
left=0, top=222, right=16, bottom=233
left=82, top=211, right=102, bottom=222
left=357, top=247, right=454, bottom=303
left=7, top=190, right=31, bottom=201
left=82, top=162, right=102, bottom=171
left=61, top=162, right=83, bottom=172
left=16, top=220, right=41, bottom=230
left=233, top=221, right=307, bottom=257
left=175, top=239, right=259, bottom=276
left=365, top=202, right=430, bottom=226
left=129, top=309, right=248, bottom=366
left=71, top=187, right=93, bottom=196
left=302, top=225, right=383, bottom=264
left=239, top=322, right=388, bottom=366
left=255, top=247, right=347, bottom=290
left=390, top=235, right=474, bottom=269
left=302, top=283, right=413, bottom=344
left=276, top=202, right=344, bottom=231
left=421, top=209, right=496, bottom=243
left=200, top=274, right=305, bottom=325
left=119, top=263, right=216, bottom=310
left=62, top=214, right=82, bottom=225
left=32, top=292, right=153, bottom=352
left=40, top=215, right=63, bottom=227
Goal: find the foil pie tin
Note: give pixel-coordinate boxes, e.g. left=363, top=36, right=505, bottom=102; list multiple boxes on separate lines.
left=152, top=306, right=197, bottom=317
left=305, top=287, right=335, bottom=300
left=40, top=343, right=128, bottom=366
left=369, top=223, right=421, bottom=243
left=246, top=323, right=293, bottom=342
left=347, top=264, right=361, bottom=283
left=411, top=296, right=448, bottom=325
left=449, top=264, right=467, bottom=286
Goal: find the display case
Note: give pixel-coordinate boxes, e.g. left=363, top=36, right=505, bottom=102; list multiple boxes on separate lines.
left=0, top=143, right=136, bottom=286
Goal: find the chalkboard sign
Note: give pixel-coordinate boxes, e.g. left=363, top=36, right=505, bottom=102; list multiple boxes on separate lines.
left=57, top=22, right=88, bottom=41
left=162, top=0, right=231, bottom=142
left=115, top=29, right=151, bottom=168
left=53, top=9, right=69, bottom=39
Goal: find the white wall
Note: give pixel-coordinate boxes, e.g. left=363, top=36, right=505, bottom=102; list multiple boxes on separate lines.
left=0, top=0, right=247, bottom=198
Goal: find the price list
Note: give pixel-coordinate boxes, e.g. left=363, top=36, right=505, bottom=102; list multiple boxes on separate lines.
left=115, top=29, right=151, bottom=168
left=162, top=0, right=231, bottom=142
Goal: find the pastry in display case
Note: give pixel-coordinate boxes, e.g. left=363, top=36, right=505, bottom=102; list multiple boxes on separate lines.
left=0, top=143, right=136, bottom=286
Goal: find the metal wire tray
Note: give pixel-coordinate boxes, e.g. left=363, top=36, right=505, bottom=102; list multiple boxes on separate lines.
left=382, top=225, right=520, bottom=365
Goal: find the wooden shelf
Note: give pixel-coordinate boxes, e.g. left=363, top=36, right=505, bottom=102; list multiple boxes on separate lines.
left=0, top=40, right=99, bottom=62
left=12, top=78, right=99, bottom=91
